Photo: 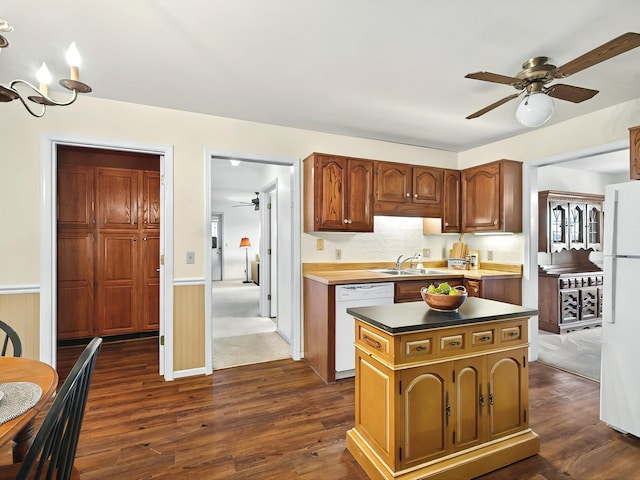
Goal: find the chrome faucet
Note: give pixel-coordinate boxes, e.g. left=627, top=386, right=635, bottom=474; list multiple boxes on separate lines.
left=395, top=253, right=421, bottom=270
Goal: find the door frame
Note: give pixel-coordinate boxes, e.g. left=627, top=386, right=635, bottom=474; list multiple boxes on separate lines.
left=211, top=213, right=224, bottom=281
left=205, top=148, right=301, bottom=374
left=39, top=133, right=175, bottom=380
left=260, top=180, right=278, bottom=318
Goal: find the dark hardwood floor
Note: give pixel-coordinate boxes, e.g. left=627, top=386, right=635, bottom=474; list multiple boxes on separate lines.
left=3, top=337, right=639, bottom=479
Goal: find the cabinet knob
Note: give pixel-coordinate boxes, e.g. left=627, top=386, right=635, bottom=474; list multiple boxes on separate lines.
left=343, top=219, right=348, bottom=224
left=406, top=193, right=411, bottom=197
left=444, top=222, right=449, bottom=226
left=414, top=193, right=418, bottom=198
left=493, top=220, right=498, bottom=225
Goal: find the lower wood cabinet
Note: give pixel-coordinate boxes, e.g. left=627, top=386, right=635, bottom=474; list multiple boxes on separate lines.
left=538, top=272, right=603, bottom=333
left=349, top=317, right=537, bottom=479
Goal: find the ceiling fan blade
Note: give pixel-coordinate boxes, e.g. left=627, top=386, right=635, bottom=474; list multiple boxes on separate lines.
left=546, top=84, right=599, bottom=103
left=465, top=71, right=524, bottom=87
left=554, top=32, right=640, bottom=78
left=466, top=93, right=521, bottom=119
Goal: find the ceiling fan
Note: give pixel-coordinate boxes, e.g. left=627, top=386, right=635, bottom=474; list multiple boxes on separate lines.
left=232, top=192, right=260, bottom=211
left=465, top=32, right=640, bottom=127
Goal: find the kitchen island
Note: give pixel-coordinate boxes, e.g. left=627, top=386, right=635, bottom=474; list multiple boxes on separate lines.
left=346, top=297, right=539, bottom=480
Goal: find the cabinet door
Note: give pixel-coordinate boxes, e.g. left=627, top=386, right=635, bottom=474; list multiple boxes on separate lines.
left=559, top=288, right=580, bottom=323
left=400, top=362, right=452, bottom=469
left=375, top=162, right=412, bottom=204
left=630, top=126, right=640, bottom=180
left=461, top=162, right=500, bottom=231
left=453, top=356, right=485, bottom=452
left=142, top=171, right=161, bottom=228
left=57, top=164, right=94, bottom=229
left=568, top=203, right=587, bottom=250
left=442, top=169, right=461, bottom=232
left=95, top=232, right=139, bottom=335
left=141, top=232, right=160, bottom=331
left=464, top=279, right=481, bottom=298
left=580, top=286, right=598, bottom=321
left=96, top=168, right=139, bottom=229
left=412, top=166, right=442, bottom=206
left=57, top=231, right=95, bottom=340
left=549, top=202, right=569, bottom=252
left=346, top=159, right=374, bottom=232
left=586, top=203, right=603, bottom=251
left=355, top=350, right=395, bottom=468
left=486, top=348, right=528, bottom=441
left=314, top=155, right=348, bottom=231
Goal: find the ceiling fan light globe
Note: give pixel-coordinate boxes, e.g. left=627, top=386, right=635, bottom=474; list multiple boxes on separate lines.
left=516, top=92, right=554, bottom=127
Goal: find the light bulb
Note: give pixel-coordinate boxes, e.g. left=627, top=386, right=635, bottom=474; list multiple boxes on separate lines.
left=516, top=92, right=554, bottom=127
left=37, top=62, right=52, bottom=96
left=65, top=42, right=81, bottom=66
left=66, top=42, right=81, bottom=81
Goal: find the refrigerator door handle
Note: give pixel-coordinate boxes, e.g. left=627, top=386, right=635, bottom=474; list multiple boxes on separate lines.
left=603, top=255, right=615, bottom=324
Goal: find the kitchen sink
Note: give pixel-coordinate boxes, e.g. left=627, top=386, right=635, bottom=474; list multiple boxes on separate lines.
left=370, top=268, right=448, bottom=276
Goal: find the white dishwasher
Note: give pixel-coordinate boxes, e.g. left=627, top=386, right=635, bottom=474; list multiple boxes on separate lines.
left=335, top=282, right=395, bottom=379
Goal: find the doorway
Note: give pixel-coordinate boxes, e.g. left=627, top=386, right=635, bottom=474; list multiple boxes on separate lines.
left=39, top=134, right=174, bottom=379
left=524, top=141, right=629, bottom=376
left=204, top=149, right=301, bottom=374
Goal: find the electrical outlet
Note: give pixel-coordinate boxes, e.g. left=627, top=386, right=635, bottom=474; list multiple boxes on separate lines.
left=317, top=238, right=324, bottom=251
left=335, top=249, right=342, bottom=260
left=423, top=248, right=431, bottom=258
left=186, top=251, right=195, bottom=264
left=487, top=250, right=494, bottom=261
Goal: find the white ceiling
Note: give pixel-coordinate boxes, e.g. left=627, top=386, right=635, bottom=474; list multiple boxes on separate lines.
left=2, top=1, right=640, bottom=153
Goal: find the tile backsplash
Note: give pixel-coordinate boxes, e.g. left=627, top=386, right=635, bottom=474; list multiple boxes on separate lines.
left=302, top=216, right=525, bottom=264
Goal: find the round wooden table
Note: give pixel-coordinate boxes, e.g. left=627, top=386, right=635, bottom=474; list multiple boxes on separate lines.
left=0, top=357, right=58, bottom=463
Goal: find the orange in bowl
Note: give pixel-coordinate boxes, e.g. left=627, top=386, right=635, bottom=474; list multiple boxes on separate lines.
left=420, top=285, right=467, bottom=312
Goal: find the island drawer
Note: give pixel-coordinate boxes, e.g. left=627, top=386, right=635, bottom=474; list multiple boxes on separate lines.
left=499, top=319, right=527, bottom=345
left=470, top=327, right=497, bottom=350
left=356, top=322, right=392, bottom=362
left=399, top=332, right=436, bottom=363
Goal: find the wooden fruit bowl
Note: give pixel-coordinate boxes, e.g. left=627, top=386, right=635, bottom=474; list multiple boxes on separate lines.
left=420, top=285, right=467, bottom=312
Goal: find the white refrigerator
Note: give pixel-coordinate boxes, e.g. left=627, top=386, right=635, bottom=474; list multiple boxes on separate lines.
left=600, top=180, right=640, bottom=437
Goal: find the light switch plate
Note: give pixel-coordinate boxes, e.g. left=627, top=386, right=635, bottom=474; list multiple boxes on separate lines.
left=186, top=251, right=195, bottom=264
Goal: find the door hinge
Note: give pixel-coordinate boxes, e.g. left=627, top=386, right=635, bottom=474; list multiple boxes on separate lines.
left=160, top=254, right=165, bottom=265
left=453, top=430, right=456, bottom=445
left=268, top=248, right=272, bottom=255
left=399, top=380, right=402, bottom=395
left=524, top=409, right=527, bottom=423
left=399, top=447, right=402, bottom=461
left=160, top=174, right=165, bottom=185
left=268, top=202, right=272, bottom=210
left=267, top=294, right=271, bottom=301
left=160, top=335, right=164, bottom=346
left=452, top=369, right=456, bottom=383
left=523, top=355, right=527, bottom=368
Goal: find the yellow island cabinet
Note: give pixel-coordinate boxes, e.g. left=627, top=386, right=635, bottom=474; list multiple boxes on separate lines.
left=345, top=297, right=540, bottom=480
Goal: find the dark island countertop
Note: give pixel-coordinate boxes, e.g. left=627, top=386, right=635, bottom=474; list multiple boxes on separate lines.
left=347, top=297, right=538, bottom=334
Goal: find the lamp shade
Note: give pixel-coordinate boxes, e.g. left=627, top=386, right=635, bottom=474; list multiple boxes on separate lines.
left=239, top=237, right=251, bottom=247
left=515, top=92, right=554, bottom=127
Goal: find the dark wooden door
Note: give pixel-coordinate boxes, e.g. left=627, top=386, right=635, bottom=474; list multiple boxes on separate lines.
left=375, top=162, right=411, bottom=204
left=141, top=232, right=160, bottom=331
left=56, top=146, right=160, bottom=340
left=315, top=154, right=348, bottom=231
left=57, top=231, right=94, bottom=339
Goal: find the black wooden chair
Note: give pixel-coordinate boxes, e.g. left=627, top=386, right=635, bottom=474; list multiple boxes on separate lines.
left=0, top=320, right=22, bottom=357
left=0, top=337, right=102, bottom=480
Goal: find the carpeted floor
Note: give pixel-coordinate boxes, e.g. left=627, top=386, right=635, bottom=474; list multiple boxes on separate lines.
left=537, top=327, right=601, bottom=381
left=212, top=281, right=290, bottom=369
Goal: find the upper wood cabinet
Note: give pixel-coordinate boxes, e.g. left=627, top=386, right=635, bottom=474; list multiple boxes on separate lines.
left=374, top=162, right=443, bottom=217
left=630, top=125, right=640, bottom=180
left=538, top=191, right=604, bottom=253
left=442, top=169, right=461, bottom=232
left=461, top=160, right=522, bottom=233
left=303, top=153, right=374, bottom=232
